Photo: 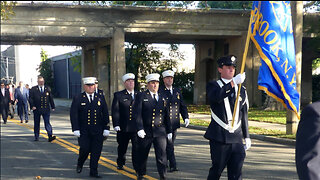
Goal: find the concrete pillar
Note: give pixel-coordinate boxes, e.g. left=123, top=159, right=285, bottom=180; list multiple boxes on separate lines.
left=110, top=28, right=126, bottom=99
left=81, top=47, right=94, bottom=77
left=95, top=42, right=111, bottom=105
left=287, top=1, right=303, bottom=134
left=194, top=41, right=215, bottom=104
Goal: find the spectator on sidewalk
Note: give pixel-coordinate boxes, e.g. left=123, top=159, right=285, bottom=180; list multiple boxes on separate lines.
left=1, top=82, right=10, bottom=124
left=296, top=101, right=320, bottom=180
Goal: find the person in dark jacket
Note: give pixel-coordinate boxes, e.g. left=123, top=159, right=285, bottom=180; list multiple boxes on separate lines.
left=112, top=73, right=139, bottom=171
left=134, top=73, right=172, bottom=180
left=204, top=55, right=251, bottom=180
left=1, top=82, right=10, bottom=124
left=70, top=77, right=110, bottom=178
left=29, top=76, right=56, bottom=142
left=160, top=69, right=189, bottom=172
left=15, top=81, right=29, bottom=123
left=296, top=101, right=320, bottom=180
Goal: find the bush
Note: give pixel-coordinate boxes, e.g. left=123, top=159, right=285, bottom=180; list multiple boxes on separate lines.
left=173, top=71, right=194, bottom=104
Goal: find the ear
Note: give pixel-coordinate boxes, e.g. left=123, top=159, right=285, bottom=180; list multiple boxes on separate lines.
left=218, top=67, right=223, bottom=73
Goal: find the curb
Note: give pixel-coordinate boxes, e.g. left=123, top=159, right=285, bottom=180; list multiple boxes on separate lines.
left=186, top=125, right=296, bottom=147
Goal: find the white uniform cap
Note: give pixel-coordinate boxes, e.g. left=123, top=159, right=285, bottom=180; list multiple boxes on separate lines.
left=162, top=70, right=174, bottom=78
left=146, top=73, right=160, bottom=83
left=82, top=77, right=96, bottom=85
left=122, top=73, right=135, bottom=82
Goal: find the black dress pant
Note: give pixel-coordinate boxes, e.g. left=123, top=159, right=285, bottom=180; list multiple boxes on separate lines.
left=136, top=135, right=167, bottom=178
left=207, top=140, right=246, bottom=180
left=77, top=131, right=104, bottom=174
left=116, top=131, right=138, bottom=171
left=166, top=129, right=177, bottom=168
left=1, top=105, right=8, bottom=122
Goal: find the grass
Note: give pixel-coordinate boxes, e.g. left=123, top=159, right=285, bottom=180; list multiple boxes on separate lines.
left=187, top=105, right=287, bottom=125
left=183, top=118, right=296, bottom=140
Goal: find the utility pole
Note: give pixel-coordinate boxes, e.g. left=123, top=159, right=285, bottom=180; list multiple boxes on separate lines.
left=6, top=57, right=9, bottom=82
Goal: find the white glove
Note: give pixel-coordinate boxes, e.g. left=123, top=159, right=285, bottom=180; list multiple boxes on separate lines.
left=244, top=138, right=251, bottom=151
left=103, top=130, right=110, bottom=137
left=137, top=130, right=146, bottom=138
left=185, top=119, right=190, bottom=127
left=73, top=130, right=80, bottom=137
left=233, top=72, right=246, bottom=84
left=114, top=126, right=121, bottom=132
left=167, top=133, right=173, bottom=141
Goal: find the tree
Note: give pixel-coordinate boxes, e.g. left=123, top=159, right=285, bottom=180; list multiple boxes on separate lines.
left=37, top=49, right=54, bottom=92
left=1, top=1, right=16, bottom=20
left=198, top=1, right=253, bottom=10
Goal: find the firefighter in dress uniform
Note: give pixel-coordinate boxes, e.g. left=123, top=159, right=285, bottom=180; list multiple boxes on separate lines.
left=134, top=73, right=172, bottom=180
left=204, top=55, right=251, bottom=180
left=70, top=77, right=110, bottom=178
left=160, top=69, right=190, bottom=172
left=112, top=73, right=139, bottom=171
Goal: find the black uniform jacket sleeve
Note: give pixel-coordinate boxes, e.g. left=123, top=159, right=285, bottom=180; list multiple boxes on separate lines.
left=296, top=101, right=320, bottom=180
left=112, top=91, right=121, bottom=127
left=70, top=94, right=80, bottom=131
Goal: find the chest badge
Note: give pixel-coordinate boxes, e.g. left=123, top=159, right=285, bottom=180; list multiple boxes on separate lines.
left=98, top=101, right=101, bottom=106
left=46, top=92, right=49, bottom=96
left=177, top=93, right=180, bottom=100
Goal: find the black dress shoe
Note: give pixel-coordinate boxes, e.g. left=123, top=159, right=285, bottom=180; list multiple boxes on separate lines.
left=76, top=165, right=82, bottom=173
left=169, top=167, right=179, bottom=172
left=48, top=135, right=56, bottom=142
left=137, top=174, right=144, bottom=180
left=3, top=121, right=7, bottom=124
left=34, top=138, right=39, bottom=141
left=20, top=120, right=23, bottom=123
left=117, top=165, right=124, bottom=170
left=89, top=173, right=102, bottom=178
left=25, top=120, right=28, bottom=123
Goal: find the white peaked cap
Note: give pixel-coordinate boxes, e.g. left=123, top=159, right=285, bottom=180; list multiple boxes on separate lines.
left=122, top=73, right=135, bottom=82
left=82, top=77, right=96, bottom=85
left=146, top=73, right=160, bottom=83
left=162, top=70, right=174, bottom=78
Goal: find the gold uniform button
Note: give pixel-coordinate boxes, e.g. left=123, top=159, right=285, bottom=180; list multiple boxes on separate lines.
left=94, top=110, right=97, bottom=112
left=130, top=106, right=132, bottom=108
left=160, top=110, right=162, bottom=112
left=170, top=110, right=173, bottom=112
left=153, top=113, right=155, bottom=115
left=176, top=106, right=178, bottom=108
left=153, top=117, right=155, bottom=119
left=160, top=117, right=162, bottom=120
left=153, top=109, right=155, bottom=112
left=129, top=118, right=132, bottom=120
left=88, top=110, right=91, bottom=112
left=176, top=113, right=178, bottom=115
left=130, top=112, right=132, bottom=114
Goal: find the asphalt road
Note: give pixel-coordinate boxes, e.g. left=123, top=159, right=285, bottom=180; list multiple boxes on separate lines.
left=1, top=107, right=298, bottom=180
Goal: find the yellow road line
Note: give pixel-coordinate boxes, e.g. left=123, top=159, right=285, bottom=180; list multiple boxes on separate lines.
left=8, top=119, right=157, bottom=180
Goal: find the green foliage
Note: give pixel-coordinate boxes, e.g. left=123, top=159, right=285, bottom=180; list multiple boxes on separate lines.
left=312, top=58, right=320, bottom=70
left=248, top=108, right=286, bottom=124
left=1, top=1, right=16, bottom=20
left=198, top=1, right=253, bottom=10
left=68, top=49, right=82, bottom=73
left=312, top=74, right=320, bottom=102
left=37, top=49, right=54, bottom=92
left=173, top=71, right=194, bottom=104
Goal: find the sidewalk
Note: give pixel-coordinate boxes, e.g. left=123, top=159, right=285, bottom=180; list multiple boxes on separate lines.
left=54, top=98, right=295, bottom=146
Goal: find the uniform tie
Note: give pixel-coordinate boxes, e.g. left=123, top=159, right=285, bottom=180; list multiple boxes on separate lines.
left=40, top=87, right=43, bottom=93
left=153, top=94, right=157, bottom=102
left=130, top=93, right=134, bottom=100
left=89, top=94, right=93, bottom=103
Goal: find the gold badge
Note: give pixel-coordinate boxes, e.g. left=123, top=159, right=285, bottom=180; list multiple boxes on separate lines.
left=98, top=101, right=101, bottom=106
left=177, top=93, right=180, bottom=100
left=46, top=92, right=49, bottom=96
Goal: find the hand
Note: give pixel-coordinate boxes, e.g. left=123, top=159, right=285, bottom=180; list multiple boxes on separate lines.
left=137, top=130, right=146, bottom=138
left=167, top=133, right=173, bottom=141
left=185, top=119, right=190, bottom=127
left=103, top=130, right=110, bottom=137
left=233, top=72, right=246, bottom=84
left=32, top=107, right=36, bottom=110
left=73, top=130, right=80, bottom=137
left=114, top=126, right=121, bottom=132
left=15, top=99, right=18, bottom=103
left=244, top=138, right=251, bottom=151
left=52, top=109, right=55, bottom=111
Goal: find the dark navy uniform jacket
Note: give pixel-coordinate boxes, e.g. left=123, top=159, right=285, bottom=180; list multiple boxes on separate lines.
left=134, top=90, right=172, bottom=138
left=70, top=92, right=110, bottom=135
left=204, top=79, right=249, bottom=144
left=0, top=88, right=10, bottom=110
left=112, top=89, right=138, bottom=133
left=296, top=101, right=320, bottom=180
left=29, top=86, right=55, bottom=114
left=160, top=87, right=189, bottom=130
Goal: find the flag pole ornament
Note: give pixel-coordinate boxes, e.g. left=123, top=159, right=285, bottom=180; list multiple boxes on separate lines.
left=250, top=1, right=300, bottom=119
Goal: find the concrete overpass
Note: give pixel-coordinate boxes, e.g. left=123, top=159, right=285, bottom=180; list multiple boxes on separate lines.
left=1, top=3, right=319, bottom=111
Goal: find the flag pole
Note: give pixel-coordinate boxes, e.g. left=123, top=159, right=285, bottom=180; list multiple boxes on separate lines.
left=231, top=1, right=261, bottom=127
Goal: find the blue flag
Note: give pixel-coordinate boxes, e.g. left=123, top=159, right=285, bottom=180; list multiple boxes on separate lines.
left=250, top=1, right=300, bottom=118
